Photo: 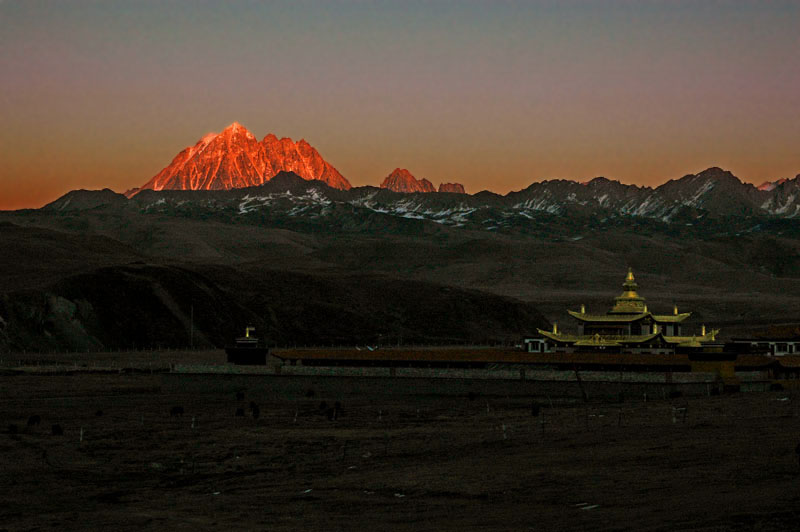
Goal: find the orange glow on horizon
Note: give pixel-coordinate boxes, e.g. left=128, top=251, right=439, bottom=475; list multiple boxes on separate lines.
left=2, top=2, right=799, bottom=209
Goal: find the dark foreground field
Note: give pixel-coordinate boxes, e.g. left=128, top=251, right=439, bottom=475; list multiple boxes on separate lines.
left=2, top=371, right=800, bottom=531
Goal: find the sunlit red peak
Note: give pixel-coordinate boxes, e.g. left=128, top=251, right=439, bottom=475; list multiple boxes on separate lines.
left=380, top=168, right=436, bottom=193
left=131, top=123, right=351, bottom=195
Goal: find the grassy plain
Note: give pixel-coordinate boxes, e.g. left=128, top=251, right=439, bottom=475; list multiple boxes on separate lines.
left=2, top=358, right=800, bottom=531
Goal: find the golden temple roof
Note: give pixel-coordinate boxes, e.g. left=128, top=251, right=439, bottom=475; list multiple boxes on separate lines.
left=537, top=329, right=656, bottom=345
left=651, top=314, right=692, bottom=323
left=568, top=310, right=691, bottom=323
left=568, top=310, right=647, bottom=322
left=567, top=310, right=692, bottom=323
left=537, top=328, right=720, bottom=347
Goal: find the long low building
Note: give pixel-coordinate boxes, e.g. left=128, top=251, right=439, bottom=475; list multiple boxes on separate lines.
left=727, top=338, right=800, bottom=356
left=274, top=347, right=696, bottom=371
left=271, top=347, right=800, bottom=376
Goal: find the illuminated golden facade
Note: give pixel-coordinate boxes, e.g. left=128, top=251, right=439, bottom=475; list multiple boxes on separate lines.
left=526, top=269, right=719, bottom=354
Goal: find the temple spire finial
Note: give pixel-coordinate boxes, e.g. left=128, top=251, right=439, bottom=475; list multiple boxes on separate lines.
left=611, top=266, right=644, bottom=314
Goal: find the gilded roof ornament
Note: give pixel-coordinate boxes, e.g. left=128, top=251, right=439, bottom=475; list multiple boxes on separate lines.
left=610, top=268, right=646, bottom=314
left=622, top=268, right=639, bottom=292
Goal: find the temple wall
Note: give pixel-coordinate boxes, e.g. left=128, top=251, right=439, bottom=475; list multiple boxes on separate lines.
left=163, top=369, right=751, bottom=401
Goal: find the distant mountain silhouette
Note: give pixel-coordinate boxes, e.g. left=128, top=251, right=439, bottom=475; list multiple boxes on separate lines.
left=44, top=188, right=128, bottom=212
left=52, top=167, right=800, bottom=225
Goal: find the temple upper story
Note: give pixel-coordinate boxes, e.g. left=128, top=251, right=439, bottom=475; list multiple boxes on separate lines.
left=567, top=268, right=693, bottom=337
left=526, top=268, right=719, bottom=354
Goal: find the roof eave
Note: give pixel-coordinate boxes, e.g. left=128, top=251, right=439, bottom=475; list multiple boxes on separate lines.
left=652, top=312, right=692, bottom=323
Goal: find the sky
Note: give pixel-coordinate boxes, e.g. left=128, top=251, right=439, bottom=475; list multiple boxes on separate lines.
left=1, top=0, right=799, bottom=209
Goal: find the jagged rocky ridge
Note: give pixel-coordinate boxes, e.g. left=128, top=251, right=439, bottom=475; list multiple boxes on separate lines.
left=47, top=168, right=800, bottom=235
left=379, top=168, right=466, bottom=194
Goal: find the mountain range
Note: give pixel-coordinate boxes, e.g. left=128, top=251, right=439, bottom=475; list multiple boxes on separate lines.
left=129, top=122, right=471, bottom=196
left=57, top=167, right=800, bottom=233
left=124, top=123, right=798, bottom=220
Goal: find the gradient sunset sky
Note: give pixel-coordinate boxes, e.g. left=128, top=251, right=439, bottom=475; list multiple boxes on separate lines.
left=2, top=1, right=799, bottom=209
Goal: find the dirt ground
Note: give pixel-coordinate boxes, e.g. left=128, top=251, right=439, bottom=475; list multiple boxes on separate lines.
left=2, top=371, right=800, bottom=531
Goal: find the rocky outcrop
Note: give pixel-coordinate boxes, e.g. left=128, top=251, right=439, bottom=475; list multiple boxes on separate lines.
left=758, top=178, right=789, bottom=192
left=438, top=182, right=466, bottom=194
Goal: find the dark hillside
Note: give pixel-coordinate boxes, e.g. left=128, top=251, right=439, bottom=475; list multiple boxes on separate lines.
left=0, top=261, right=549, bottom=352
left=0, top=222, right=143, bottom=292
